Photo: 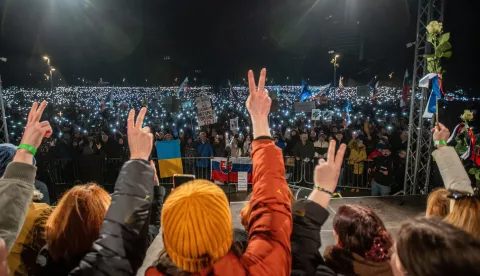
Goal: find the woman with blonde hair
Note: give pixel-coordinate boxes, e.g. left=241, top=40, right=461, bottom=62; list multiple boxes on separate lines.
left=443, top=189, right=480, bottom=238
left=36, top=183, right=111, bottom=275
left=428, top=123, right=480, bottom=238
left=426, top=188, right=449, bottom=218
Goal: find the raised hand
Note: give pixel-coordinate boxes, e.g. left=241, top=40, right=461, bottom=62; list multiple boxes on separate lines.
left=21, top=101, right=53, bottom=149
left=14, top=101, right=52, bottom=164
left=432, top=122, right=450, bottom=142
left=246, top=68, right=271, bottom=121
left=127, top=107, right=153, bottom=161
left=314, top=140, right=347, bottom=193
left=246, top=69, right=271, bottom=137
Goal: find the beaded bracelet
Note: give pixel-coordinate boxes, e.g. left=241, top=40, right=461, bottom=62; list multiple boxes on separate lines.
left=313, top=186, right=334, bottom=196
left=18, top=144, right=37, bottom=156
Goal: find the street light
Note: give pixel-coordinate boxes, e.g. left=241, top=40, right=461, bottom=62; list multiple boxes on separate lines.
left=330, top=51, right=340, bottom=117
left=43, top=55, right=54, bottom=93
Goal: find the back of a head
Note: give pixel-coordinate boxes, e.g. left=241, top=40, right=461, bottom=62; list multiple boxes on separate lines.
left=396, top=217, right=480, bottom=276
left=333, top=204, right=393, bottom=262
left=0, top=144, right=20, bottom=177
left=46, top=183, right=111, bottom=261
left=426, top=188, right=449, bottom=218
left=161, top=180, right=233, bottom=273
left=444, top=194, right=480, bottom=238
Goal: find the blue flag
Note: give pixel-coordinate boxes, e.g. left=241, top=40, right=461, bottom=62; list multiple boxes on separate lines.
left=296, top=79, right=312, bottom=102
left=422, top=74, right=443, bottom=118
left=343, top=100, right=353, bottom=126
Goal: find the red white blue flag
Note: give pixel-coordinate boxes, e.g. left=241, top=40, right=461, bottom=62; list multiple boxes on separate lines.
left=211, top=157, right=252, bottom=183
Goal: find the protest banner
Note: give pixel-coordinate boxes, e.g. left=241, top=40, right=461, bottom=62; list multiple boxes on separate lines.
left=230, top=117, right=238, bottom=131
left=323, top=110, right=334, bottom=122
left=311, top=109, right=322, bottom=120
left=237, top=172, right=248, bottom=191
left=196, top=96, right=216, bottom=126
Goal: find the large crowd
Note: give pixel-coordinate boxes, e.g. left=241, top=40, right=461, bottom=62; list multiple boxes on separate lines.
left=4, top=83, right=411, bottom=195
left=0, top=69, right=479, bottom=276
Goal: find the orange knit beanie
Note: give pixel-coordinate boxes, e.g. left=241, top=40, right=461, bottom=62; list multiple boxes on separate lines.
left=161, top=180, right=233, bottom=273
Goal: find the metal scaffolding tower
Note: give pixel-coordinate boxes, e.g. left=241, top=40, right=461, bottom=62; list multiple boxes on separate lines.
left=404, top=0, right=445, bottom=195
left=0, top=74, right=9, bottom=144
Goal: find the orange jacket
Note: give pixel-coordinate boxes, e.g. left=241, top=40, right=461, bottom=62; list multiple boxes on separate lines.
left=146, top=138, right=292, bottom=276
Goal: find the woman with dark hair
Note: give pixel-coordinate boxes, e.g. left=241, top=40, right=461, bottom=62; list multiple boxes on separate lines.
left=285, top=129, right=300, bottom=156
left=242, top=134, right=252, bottom=156
left=213, top=135, right=226, bottom=157
left=391, top=217, right=480, bottom=276
left=324, top=204, right=394, bottom=276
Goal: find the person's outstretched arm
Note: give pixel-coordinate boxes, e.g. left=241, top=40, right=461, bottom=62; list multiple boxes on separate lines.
left=432, top=123, right=473, bottom=193
left=147, top=160, right=164, bottom=245
left=240, top=69, right=293, bottom=276
left=0, top=101, right=52, bottom=251
left=70, top=108, right=155, bottom=276
left=291, top=140, right=346, bottom=276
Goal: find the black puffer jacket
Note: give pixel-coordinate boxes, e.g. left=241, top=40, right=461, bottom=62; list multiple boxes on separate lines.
left=290, top=199, right=338, bottom=276
left=69, top=159, right=155, bottom=276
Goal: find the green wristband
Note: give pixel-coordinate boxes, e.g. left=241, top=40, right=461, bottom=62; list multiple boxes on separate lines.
left=434, top=140, right=447, bottom=147
left=18, top=144, right=37, bottom=156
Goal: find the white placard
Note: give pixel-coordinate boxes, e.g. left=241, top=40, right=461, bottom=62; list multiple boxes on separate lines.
left=196, top=96, right=216, bottom=126
left=311, top=109, right=322, bottom=120
left=230, top=117, right=238, bottom=131
left=237, top=172, right=248, bottom=191
left=323, top=110, right=334, bottom=122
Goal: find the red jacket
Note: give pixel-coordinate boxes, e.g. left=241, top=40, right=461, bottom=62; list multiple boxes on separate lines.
left=146, top=139, right=292, bottom=276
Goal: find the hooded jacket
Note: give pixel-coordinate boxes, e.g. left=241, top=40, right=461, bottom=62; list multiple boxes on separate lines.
left=0, top=162, right=37, bottom=251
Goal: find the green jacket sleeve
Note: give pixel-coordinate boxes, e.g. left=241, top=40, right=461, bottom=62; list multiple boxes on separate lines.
left=0, top=162, right=37, bottom=251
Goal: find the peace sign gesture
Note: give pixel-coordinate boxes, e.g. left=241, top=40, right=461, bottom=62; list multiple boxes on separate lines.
left=128, top=107, right=153, bottom=161
left=246, top=69, right=272, bottom=137
left=20, top=101, right=52, bottom=150
left=246, top=68, right=272, bottom=122
left=314, top=140, right=347, bottom=193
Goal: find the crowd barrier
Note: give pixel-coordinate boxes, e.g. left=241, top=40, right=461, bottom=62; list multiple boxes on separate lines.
left=285, top=157, right=374, bottom=190
left=45, top=155, right=376, bottom=200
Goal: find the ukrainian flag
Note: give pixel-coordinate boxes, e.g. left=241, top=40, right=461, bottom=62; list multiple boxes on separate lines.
left=156, top=140, right=183, bottom=178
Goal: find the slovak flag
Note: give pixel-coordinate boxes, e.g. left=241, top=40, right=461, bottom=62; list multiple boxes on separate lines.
left=211, top=157, right=252, bottom=183
left=420, top=73, right=443, bottom=118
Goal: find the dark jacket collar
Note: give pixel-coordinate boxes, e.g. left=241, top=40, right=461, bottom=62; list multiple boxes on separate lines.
left=323, top=245, right=394, bottom=276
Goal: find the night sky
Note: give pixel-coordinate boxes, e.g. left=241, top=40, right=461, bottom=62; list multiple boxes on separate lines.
left=0, top=0, right=478, bottom=93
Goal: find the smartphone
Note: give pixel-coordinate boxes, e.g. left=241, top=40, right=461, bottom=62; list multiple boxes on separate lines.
left=173, top=174, right=196, bottom=188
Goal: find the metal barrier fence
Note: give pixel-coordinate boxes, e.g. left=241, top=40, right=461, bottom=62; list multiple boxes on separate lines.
left=285, top=156, right=374, bottom=190
left=46, top=156, right=375, bottom=200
